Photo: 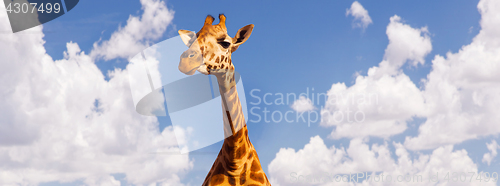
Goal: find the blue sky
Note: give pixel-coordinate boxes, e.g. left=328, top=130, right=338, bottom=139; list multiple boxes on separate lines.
left=2, top=0, right=500, bottom=185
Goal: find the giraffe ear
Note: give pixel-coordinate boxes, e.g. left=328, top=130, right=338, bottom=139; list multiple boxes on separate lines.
left=231, top=24, right=254, bottom=52
left=178, top=30, right=196, bottom=46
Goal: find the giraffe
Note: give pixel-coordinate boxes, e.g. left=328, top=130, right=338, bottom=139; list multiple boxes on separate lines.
left=178, top=14, right=271, bottom=186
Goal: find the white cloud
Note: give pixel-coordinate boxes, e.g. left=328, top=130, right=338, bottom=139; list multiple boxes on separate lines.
left=90, top=0, right=174, bottom=60
left=321, top=15, right=429, bottom=139
left=377, top=15, right=431, bottom=75
left=0, top=1, right=192, bottom=185
left=323, top=0, right=500, bottom=151
left=268, top=136, right=493, bottom=186
left=83, top=175, right=121, bottom=186
left=346, top=1, right=373, bottom=30
left=404, top=0, right=500, bottom=150
left=273, top=0, right=500, bottom=185
left=477, top=0, right=500, bottom=47
left=482, top=140, right=499, bottom=166
left=291, top=96, right=316, bottom=113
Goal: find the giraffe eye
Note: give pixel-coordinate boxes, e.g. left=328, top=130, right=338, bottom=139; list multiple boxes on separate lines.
left=218, top=41, right=231, bottom=49
left=189, top=54, right=195, bottom=58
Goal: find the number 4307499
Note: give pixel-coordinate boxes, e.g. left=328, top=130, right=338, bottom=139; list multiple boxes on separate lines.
left=6, top=3, right=61, bottom=14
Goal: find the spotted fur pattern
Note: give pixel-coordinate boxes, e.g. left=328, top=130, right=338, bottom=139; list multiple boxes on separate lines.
left=202, top=125, right=270, bottom=186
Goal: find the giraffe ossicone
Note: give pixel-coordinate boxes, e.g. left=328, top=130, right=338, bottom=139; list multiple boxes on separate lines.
left=178, top=14, right=271, bottom=186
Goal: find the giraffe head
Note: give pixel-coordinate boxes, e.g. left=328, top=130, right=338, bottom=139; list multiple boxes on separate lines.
left=178, top=14, right=254, bottom=76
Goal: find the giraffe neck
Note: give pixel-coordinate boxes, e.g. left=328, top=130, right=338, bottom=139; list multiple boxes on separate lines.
left=215, top=71, right=245, bottom=138
left=202, top=124, right=270, bottom=186
left=202, top=72, right=271, bottom=186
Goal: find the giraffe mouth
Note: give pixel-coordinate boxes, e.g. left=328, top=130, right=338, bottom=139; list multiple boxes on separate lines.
left=186, top=66, right=198, bottom=75
left=182, top=65, right=208, bottom=75
left=179, top=63, right=202, bottom=75
left=197, top=64, right=209, bottom=75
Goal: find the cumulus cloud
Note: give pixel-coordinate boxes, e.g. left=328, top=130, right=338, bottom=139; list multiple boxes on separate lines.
left=269, top=0, right=500, bottom=185
left=268, top=136, right=491, bottom=186
left=482, top=140, right=499, bottom=166
left=404, top=0, right=500, bottom=150
left=377, top=15, right=431, bottom=76
left=291, top=96, right=316, bottom=113
left=320, top=15, right=429, bottom=139
left=0, top=0, right=192, bottom=185
left=90, top=0, right=174, bottom=60
left=346, top=1, right=373, bottom=30
left=322, top=0, right=500, bottom=151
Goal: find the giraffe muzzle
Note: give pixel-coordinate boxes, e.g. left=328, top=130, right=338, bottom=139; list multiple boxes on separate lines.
left=179, top=50, right=203, bottom=75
